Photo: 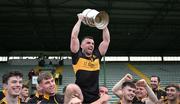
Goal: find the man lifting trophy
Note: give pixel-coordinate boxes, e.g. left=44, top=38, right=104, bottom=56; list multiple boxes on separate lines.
left=69, top=8, right=111, bottom=103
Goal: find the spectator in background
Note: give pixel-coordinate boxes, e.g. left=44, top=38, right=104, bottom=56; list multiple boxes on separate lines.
left=49, top=61, right=53, bottom=66
left=59, top=74, right=63, bottom=85
left=150, top=76, right=166, bottom=100
left=99, top=86, right=109, bottom=97
left=27, top=84, right=44, bottom=104
left=59, top=59, right=64, bottom=66
left=38, top=69, right=42, bottom=76
left=0, top=74, right=8, bottom=101
left=50, top=68, right=55, bottom=75
left=38, top=59, right=45, bottom=67
left=0, top=71, right=23, bottom=104
left=55, top=66, right=63, bottom=85
left=20, top=85, right=30, bottom=103
left=28, top=69, right=35, bottom=80
left=99, top=86, right=109, bottom=104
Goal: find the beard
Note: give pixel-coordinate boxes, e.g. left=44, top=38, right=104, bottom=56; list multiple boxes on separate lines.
left=82, top=49, right=92, bottom=57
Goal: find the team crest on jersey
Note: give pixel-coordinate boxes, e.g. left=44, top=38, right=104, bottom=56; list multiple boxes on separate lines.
left=90, top=55, right=97, bottom=62
left=93, top=55, right=96, bottom=59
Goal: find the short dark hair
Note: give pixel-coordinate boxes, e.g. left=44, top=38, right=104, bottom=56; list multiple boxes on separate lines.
left=122, top=81, right=136, bottom=89
left=22, top=84, right=29, bottom=89
left=165, top=84, right=179, bottom=92
left=2, top=71, right=23, bottom=84
left=151, top=75, right=160, bottom=83
left=132, top=79, right=139, bottom=84
left=2, top=74, right=8, bottom=84
left=81, top=36, right=94, bottom=43
left=37, top=72, right=53, bottom=84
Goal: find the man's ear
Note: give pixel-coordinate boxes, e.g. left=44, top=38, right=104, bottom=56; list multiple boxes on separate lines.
left=38, top=84, right=43, bottom=91
left=121, top=89, right=124, bottom=94
left=81, top=40, right=85, bottom=49
left=3, top=83, right=8, bottom=90
left=80, top=43, right=83, bottom=49
left=39, top=82, right=45, bottom=89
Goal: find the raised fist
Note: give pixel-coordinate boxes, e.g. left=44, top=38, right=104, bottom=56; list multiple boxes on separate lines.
left=77, top=13, right=85, bottom=21
left=136, top=79, right=147, bottom=87
left=124, top=73, right=133, bottom=81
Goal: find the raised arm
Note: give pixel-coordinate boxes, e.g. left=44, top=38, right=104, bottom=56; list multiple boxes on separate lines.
left=136, top=79, right=158, bottom=103
left=112, top=74, right=133, bottom=98
left=70, top=14, right=84, bottom=53
left=98, top=27, right=110, bottom=56
left=144, top=81, right=158, bottom=103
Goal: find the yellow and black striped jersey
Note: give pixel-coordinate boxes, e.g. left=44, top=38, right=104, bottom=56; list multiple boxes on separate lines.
left=72, top=49, right=102, bottom=103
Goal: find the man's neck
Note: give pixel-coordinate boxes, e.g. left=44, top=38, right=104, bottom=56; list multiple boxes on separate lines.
left=85, top=54, right=91, bottom=57
left=153, top=88, right=158, bottom=91
left=82, top=50, right=92, bottom=57
left=44, top=92, right=56, bottom=100
left=6, top=94, right=19, bottom=104
left=20, top=96, right=28, bottom=102
left=168, top=99, right=178, bottom=104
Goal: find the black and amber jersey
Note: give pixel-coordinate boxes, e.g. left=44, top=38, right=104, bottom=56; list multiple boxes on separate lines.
left=72, top=49, right=102, bottom=103
left=27, top=92, right=43, bottom=104
left=0, top=90, right=6, bottom=101
left=0, top=97, right=21, bottom=104
left=153, top=89, right=167, bottom=100
left=132, top=97, right=145, bottom=104
left=39, top=94, right=64, bottom=104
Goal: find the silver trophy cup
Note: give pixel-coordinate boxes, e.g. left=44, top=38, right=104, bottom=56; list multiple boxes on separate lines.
left=81, top=9, right=109, bottom=29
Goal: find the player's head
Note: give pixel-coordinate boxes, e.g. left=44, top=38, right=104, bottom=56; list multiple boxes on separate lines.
left=122, top=82, right=136, bottom=102
left=165, top=84, right=179, bottom=101
left=150, top=75, right=160, bottom=90
left=99, top=86, right=108, bottom=96
left=3, top=71, right=23, bottom=96
left=81, top=36, right=94, bottom=56
left=21, top=84, right=29, bottom=98
left=38, top=72, right=56, bottom=96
